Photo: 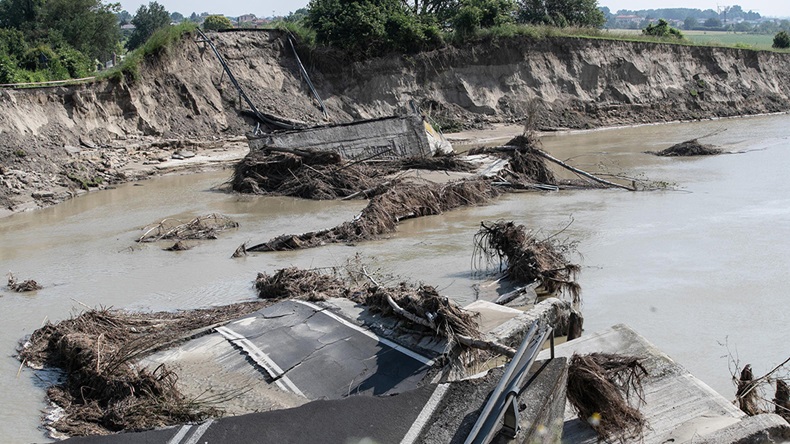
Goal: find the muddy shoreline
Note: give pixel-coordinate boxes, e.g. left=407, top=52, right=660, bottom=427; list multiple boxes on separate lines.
left=4, top=109, right=786, bottom=219
left=0, top=136, right=249, bottom=219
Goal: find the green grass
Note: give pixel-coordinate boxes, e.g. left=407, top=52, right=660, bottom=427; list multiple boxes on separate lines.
left=682, top=30, right=776, bottom=50
left=100, top=22, right=198, bottom=83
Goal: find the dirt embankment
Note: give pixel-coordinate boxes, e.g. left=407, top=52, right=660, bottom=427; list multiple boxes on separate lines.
left=2, top=30, right=790, bottom=213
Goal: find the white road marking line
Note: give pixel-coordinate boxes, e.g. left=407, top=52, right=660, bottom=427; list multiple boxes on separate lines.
left=183, top=419, right=213, bottom=444
left=166, top=424, right=192, bottom=444
left=215, top=326, right=306, bottom=397
left=294, top=300, right=436, bottom=366
left=399, top=384, right=450, bottom=444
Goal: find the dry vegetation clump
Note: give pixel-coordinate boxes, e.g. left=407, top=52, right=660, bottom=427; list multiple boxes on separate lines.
left=567, top=353, right=648, bottom=443
left=248, top=179, right=500, bottom=252
left=17, top=302, right=268, bottom=436
left=396, top=154, right=477, bottom=173
left=731, top=360, right=790, bottom=420
left=651, top=139, right=722, bottom=156
left=473, top=221, right=580, bottom=302
left=7, top=273, right=43, bottom=292
left=255, top=267, right=347, bottom=301
left=230, top=149, right=382, bottom=199
left=358, top=284, right=481, bottom=341
left=253, top=265, right=481, bottom=344
left=138, top=214, right=239, bottom=243
left=468, top=134, right=557, bottom=186
left=502, top=135, right=557, bottom=184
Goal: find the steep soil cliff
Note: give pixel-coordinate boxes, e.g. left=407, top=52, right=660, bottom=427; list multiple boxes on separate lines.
left=1, top=29, right=790, bottom=211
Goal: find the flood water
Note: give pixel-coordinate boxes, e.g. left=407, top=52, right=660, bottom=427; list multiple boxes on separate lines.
left=2, top=114, right=789, bottom=442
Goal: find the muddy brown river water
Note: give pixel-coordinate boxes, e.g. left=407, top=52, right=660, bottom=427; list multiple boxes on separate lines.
left=2, top=114, right=789, bottom=442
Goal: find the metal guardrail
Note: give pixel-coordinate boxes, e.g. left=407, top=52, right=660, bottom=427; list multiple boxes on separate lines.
left=195, top=28, right=300, bottom=131
left=287, top=34, right=328, bottom=120
left=464, top=321, right=555, bottom=444
left=0, top=76, right=96, bottom=89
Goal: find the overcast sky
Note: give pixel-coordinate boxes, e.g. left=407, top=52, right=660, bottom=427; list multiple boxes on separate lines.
left=118, top=0, right=789, bottom=19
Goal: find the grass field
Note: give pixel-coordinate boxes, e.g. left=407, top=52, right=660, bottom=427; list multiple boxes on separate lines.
left=682, top=30, right=775, bottom=50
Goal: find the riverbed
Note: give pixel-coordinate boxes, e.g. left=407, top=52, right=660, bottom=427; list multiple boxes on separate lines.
left=1, top=114, right=788, bottom=442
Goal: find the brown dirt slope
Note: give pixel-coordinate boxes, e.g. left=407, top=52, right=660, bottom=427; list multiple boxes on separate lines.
left=2, top=30, right=790, bottom=211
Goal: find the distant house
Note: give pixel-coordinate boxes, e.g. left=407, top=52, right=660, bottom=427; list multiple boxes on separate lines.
left=615, top=15, right=642, bottom=25
left=120, top=23, right=136, bottom=31
left=238, top=14, right=256, bottom=24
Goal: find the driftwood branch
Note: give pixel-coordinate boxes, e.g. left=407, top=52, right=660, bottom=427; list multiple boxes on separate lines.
left=533, top=148, right=636, bottom=191
left=362, top=267, right=516, bottom=357
left=457, top=334, right=516, bottom=358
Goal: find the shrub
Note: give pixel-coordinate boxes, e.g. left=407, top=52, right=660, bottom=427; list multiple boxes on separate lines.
left=643, top=19, right=684, bottom=39
left=774, top=31, right=790, bottom=49
left=0, top=54, right=20, bottom=84
left=56, top=45, right=93, bottom=78
left=203, top=15, right=233, bottom=31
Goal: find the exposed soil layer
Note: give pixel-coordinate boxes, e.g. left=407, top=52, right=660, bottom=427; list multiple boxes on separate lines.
left=3, top=30, right=790, bottom=212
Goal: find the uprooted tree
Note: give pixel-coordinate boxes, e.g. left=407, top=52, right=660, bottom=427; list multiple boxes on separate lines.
left=473, top=220, right=581, bottom=302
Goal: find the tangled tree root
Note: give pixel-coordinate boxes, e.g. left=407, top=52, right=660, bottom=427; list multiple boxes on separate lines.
left=473, top=220, right=580, bottom=302
left=359, top=284, right=481, bottom=341
left=254, top=264, right=482, bottom=347
left=775, top=380, right=790, bottom=422
left=731, top=358, right=790, bottom=420
left=248, top=179, right=500, bottom=252
left=468, top=135, right=557, bottom=186
left=651, top=139, right=722, bottom=157
left=17, top=302, right=268, bottom=436
left=137, top=214, right=239, bottom=243
left=7, top=273, right=43, bottom=292
left=255, top=268, right=347, bottom=302
left=230, top=148, right=382, bottom=199
left=567, top=353, right=647, bottom=443
left=396, top=154, right=477, bottom=173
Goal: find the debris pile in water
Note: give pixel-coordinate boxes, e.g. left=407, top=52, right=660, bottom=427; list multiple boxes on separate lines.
left=230, top=148, right=381, bottom=199
left=17, top=302, right=268, bottom=436
left=137, top=213, right=239, bottom=243
left=7, top=273, right=43, bottom=292
left=248, top=179, right=500, bottom=252
left=652, top=139, right=722, bottom=156
left=473, top=220, right=580, bottom=302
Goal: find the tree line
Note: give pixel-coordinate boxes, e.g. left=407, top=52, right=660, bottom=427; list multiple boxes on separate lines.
left=0, top=0, right=216, bottom=84
left=300, top=0, right=605, bottom=55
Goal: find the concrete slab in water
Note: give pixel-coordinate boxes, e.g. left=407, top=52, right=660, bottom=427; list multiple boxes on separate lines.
left=536, top=324, right=790, bottom=443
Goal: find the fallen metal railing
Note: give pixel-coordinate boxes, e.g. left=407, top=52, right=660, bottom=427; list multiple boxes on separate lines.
left=195, top=28, right=300, bottom=131
left=287, top=34, right=328, bottom=119
left=464, top=321, right=555, bottom=444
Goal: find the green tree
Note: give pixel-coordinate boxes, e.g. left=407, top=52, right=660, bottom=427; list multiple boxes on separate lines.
left=0, top=0, right=45, bottom=33
left=453, top=0, right=516, bottom=36
left=202, top=15, right=233, bottom=31
left=170, top=12, right=184, bottom=23
left=683, top=16, right=697, bottom=29
left=773, top=31, right=790, bottom=49
left=117, top=9, right=132, bottom=24
left=703, top=17, right=721, bottom=28
left=0, top=28, right=29, bottom=61
left=517, top=0, right=605, bottom=28
left=306, top=0, right=439, bottom=54
left=643, top=18, right=683, bottom=39
left=127, top=1, right=170, bottom=50
left=39, top=0, right=121, bottom=61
